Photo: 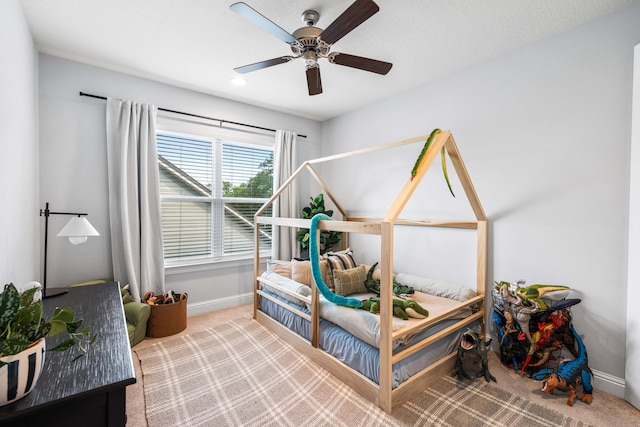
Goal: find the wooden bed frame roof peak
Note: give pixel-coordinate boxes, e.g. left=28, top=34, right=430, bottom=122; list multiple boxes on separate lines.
left=257, top=130, right=486, bottom=225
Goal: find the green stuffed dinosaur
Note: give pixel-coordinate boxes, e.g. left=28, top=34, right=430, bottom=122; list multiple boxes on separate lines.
left=359, top=297, right=429, bottom=320
left=364, top=262, right=415, bottom=296
left=515, top=284, right=570, bottom=311
left=452, top=328, right=496, bottom=383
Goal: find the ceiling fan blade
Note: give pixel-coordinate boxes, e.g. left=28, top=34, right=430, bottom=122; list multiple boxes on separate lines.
left=230, top=2, right=297, bottom=45
left=330, top=53, right=392, bottom=75
left=306, top=66, right=322, bottom=96
left=234, top=56, right=293, bottom=74
left=319, top=0, right=379, bottom=45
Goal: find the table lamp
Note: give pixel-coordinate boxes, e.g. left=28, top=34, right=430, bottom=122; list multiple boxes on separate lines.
left=40, top=202, right=100, bottom=297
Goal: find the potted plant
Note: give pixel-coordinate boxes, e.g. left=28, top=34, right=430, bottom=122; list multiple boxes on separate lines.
left=0, top=283, right=96, bottom=406
left=296, top=193, right=342, bottom=256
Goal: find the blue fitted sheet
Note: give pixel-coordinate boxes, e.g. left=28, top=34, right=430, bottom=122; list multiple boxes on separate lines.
left=259, top=290, right=479, bottom=389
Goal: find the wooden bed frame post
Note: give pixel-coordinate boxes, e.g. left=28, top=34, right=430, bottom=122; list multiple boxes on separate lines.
left=253, top=217, right=260, bottom=320
left=311, top=227, right=321, bottom=348
left=477, top=220, right=488, bottom=336
left=379, top=219, right=394, bottom=412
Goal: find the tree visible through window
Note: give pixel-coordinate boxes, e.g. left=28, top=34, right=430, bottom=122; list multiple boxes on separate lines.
left=157, top=132, right=273, bottom=262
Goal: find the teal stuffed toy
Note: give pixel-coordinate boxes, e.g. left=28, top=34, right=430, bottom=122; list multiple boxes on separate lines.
left=309, top=214, right=362, bottom=308
left=308, top=214, right=429, bottom=320
left=360, top=297, right=429, bottom=320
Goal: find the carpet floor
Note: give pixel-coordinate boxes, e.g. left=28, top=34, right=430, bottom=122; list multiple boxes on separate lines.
left=125, top=305, right=639, bottom=426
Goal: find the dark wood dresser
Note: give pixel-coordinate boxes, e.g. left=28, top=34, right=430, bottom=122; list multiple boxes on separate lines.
left=0, top=281, right=136, bottom=427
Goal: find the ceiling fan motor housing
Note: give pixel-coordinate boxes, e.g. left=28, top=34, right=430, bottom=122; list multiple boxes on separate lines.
left=291, top=25, right=328, bottom=61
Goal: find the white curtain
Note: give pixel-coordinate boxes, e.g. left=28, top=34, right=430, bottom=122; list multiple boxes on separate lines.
left=106, top=98, right=165, bottom=302
left=272, top=130, right=298, bottom=260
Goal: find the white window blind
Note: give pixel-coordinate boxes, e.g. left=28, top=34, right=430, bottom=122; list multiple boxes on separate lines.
left=157, top=132, right=273, bottom=262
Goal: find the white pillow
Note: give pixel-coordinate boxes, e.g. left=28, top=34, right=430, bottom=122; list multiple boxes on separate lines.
left=395, top=273, right=476, bottom=302
left=261, top=271, right=311, bottom=306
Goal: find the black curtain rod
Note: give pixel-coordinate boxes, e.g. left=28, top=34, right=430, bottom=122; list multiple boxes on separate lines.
left=78, top=91, right=307, bottom=139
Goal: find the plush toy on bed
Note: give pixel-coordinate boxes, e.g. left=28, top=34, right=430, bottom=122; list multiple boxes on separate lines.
left=364, top=262, right=414, bottom=296
left=452, top=328, right=496, bottom=383
left=309, top=214, right=429, bottom=319
left=360, top=297, right=429, bottom=320
left=309, top=214, right=363, bottom=308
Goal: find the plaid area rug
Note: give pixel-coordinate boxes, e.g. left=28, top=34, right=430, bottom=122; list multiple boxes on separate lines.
left=135, top=317, right=590, bottom=427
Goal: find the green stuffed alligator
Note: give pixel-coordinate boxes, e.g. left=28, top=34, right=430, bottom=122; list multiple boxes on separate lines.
left=364, top=262, right=415, bottom=296
left=359, top=297, right=428, bottom=320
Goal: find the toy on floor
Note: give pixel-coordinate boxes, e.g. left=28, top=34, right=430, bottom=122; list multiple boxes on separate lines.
left=492, top=280, right=582, bottom=375
left=452, top=328, right=496, bottom=383
left=531, top=324, right=593, bottom=406
left=359, top=297, right=428, bottom=320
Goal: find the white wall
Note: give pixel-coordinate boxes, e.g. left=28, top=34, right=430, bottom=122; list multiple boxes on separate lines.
left=38, top=54, right=322, bottom=312
left=626, top=44, right=640, bottom=409
left=321, top=4, right=640, bottom=397
left=0, top=0, right=39, bottom=287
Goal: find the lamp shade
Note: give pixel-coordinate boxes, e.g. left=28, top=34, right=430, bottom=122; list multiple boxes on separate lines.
left=57, top=216, right=99, bottom=245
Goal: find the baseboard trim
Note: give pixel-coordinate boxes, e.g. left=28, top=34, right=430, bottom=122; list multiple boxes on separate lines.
left=186, top=292, right=253, bottom=316
left=592, top=369, right=625, bottom=398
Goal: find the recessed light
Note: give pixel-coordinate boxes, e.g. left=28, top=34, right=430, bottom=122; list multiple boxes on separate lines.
left=230, top=77, right=247, bottom=86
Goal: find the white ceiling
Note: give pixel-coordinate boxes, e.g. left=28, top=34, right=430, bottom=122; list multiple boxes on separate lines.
left=20, top=0, right=640, bottom=121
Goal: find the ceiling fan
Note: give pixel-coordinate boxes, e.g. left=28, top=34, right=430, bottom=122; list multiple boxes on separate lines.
left=230, top=0, right=393, bottom=96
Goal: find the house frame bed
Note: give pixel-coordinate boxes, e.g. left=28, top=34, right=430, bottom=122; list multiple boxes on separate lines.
left=253, top=130, right=488, bottom=413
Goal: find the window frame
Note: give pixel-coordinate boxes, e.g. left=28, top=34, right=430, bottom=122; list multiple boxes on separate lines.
left=156, top=114, right=275, bottom=271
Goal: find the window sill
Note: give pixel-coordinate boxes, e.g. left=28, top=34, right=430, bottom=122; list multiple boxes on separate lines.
left=164, top=254, right=270, bottom=276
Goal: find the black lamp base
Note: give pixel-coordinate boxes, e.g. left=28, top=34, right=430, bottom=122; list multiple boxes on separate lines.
left=44, top=287, right=69, bottom=298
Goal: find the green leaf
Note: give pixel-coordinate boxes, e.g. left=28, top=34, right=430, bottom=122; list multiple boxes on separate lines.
left=48, top=338, right=75, bottom=353
left=66, top=320, right=83, bottom=334
left=0, top=283, right=21, bottom=332
left=49, top=319, right=68, bottom=336
left=52, top=307, right=75, bottom=324
left=0, top=337, right=32, bottom=356
left=19, top=286, right=40, bottom=307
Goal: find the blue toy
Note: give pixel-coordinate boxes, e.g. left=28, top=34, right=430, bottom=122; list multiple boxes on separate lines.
left=531, top=324, right=593, bottom=406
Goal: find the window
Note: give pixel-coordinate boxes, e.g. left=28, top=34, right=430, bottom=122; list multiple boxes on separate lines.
left=157, top=132, right=273, bottom=264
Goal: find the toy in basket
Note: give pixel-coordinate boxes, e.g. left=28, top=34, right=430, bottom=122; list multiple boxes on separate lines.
left=143, top=290, right=188, bottom=338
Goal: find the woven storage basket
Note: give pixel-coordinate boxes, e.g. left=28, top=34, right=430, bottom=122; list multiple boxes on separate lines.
left=144, top=293, right=188, bottom=338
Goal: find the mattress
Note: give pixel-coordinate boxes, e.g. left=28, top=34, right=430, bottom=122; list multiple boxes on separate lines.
left=258, top=289, right=479, bottom=388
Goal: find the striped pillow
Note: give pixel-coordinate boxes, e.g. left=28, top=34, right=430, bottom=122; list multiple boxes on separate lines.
left=324, top=248, right=357, bottom=275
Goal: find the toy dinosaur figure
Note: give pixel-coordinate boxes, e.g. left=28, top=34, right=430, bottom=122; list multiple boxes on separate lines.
left=532, top=324, right=593, bottom=406
left=410, top=128, right=455, bottom=197
left=497, top=282, right=540, bottom=354
left=364, top=262, right=414, bottom=296
left=359, top=297, right=428, bottom=320
left=515, top=284, right=570, bottom=311
left=452, top=328, right=496, bottom=383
